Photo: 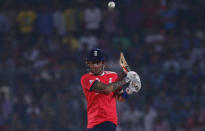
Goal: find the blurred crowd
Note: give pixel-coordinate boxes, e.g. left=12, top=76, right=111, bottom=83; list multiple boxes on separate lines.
left=0, top=0, right=205, bottom=130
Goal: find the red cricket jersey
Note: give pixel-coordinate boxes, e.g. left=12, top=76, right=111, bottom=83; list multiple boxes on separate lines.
left=80, top=71, right=119, bottom=128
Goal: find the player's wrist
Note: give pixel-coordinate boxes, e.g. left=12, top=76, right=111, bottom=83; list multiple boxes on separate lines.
left=121, top=88, right=130, bottom=99
left=123, top=77, right=130, bottom=83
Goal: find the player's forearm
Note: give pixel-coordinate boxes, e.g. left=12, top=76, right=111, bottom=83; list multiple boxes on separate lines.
left=92, top=80, right=127, bottom=94
left=107, top=80, right=127, bottom=92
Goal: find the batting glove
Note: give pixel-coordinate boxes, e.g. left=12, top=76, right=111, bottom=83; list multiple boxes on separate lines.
left=124, top=71, right=139, bottom=82
left=127, top=71, right=141, bottom=94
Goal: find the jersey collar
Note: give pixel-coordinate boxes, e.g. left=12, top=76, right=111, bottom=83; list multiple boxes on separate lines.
left=89, top=71, right=105, bottom=76
left=100, top=72, right=105, bottom=76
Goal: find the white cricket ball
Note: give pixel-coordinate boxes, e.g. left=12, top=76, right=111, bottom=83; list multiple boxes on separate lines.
left=108, top=1, right=115, bottom=8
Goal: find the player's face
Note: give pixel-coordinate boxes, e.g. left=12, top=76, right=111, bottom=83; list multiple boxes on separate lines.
left=87, top=60, right=104, bottom=75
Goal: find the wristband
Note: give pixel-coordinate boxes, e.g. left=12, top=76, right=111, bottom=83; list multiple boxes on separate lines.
left=121, top=89, right=129, bottom=99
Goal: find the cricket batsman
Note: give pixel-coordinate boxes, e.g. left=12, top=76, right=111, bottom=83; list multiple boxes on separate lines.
left=80, top=48, right=141, bottom=131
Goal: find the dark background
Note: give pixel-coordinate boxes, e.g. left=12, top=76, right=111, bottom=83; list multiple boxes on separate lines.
left=0, top=0, right=205, bottom=130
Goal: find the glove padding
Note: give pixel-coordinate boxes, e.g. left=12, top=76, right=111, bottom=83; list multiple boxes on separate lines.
left=124, top=71, right=139, bottom=82
left=126, top=71, right=141, bottom=94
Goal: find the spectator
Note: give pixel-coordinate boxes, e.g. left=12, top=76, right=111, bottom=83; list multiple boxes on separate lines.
left=36, top=5, right=53, bottom=36
left=64, top=3, right=83, bottom=34
left=53, top=4, right=66, bottom=35
left=144, top=104, right=157, bottom=131
left=0, top=7, right=10, bottom=33
left=83, top=3, right=102, bottom=34
left=16, top=4, right=37, bottom=34
left=78, top=31, right=98, bottom=51
left=103, top=8, right=119, bottom=35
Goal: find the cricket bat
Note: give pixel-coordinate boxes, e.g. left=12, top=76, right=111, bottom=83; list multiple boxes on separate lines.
left=120, top=52, right=142, bottom=92
left=120, top=52, right=131, bottom=73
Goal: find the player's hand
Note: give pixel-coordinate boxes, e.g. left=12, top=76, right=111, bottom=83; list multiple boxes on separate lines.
left=128, top=79, right=141, bottom=94
left=126, top=72, right=141, bottom=94
left=124, top=71, right=139, bottom=83
left=120, top=74, right=141, bottom=99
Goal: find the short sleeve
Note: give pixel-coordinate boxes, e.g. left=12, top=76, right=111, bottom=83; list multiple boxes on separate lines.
left=81, top=75, right=96, bottom=91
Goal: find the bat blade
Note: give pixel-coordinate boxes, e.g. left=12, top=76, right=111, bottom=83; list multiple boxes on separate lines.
left=120, top=52, right=131, bottom=73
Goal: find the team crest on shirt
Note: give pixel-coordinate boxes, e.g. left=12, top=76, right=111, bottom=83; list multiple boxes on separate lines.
left=94, top=50, right=98, bottom=56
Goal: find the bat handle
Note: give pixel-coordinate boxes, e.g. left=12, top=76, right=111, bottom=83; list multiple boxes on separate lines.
left=123, top=66, right=130, bottom=73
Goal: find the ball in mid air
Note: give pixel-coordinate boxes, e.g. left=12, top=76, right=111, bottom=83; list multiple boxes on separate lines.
left=108, top=1, right=115, bottom=8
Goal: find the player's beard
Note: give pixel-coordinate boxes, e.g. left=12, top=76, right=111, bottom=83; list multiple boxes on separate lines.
left=90, top=66, right=104, bottom=75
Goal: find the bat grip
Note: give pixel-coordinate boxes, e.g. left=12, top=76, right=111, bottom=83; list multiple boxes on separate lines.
left=123, top=66, right=130, bottom=73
